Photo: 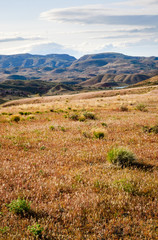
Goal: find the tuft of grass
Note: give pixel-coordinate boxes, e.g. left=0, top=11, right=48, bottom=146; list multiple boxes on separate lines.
left=120, top=105, right=128, bottom=112
left=28, top=223, right=43, bottom=238
left=107, top=147, right=136, bottom=167
left=136, top=103, right=147, bottom=112
left=69, top=113, right=79, bottom=121
left=143, top=124, right=158, bottom=134
left=113, top=179, right=137, bottom=194
left=93, top=128, right=105, bottom=139
left=7, top=198, right=31, bottom=215
left=83, top=112, right=96, bottom=120
left=49, top=125, right=55, bottom=130
left=11, top=115, right=20, bottom=122
left=101, top=122, right=108, bottom=127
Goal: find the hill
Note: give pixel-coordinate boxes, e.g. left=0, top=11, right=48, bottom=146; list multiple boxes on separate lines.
left=131, top=75, right=158, bottom=87
left=80, top=73, right=149, bottom=88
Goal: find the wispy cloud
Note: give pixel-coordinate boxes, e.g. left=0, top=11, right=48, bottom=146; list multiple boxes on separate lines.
left=0, top=36, right=43, bottom=43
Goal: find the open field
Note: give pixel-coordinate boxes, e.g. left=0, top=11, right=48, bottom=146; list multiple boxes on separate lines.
left=0, top=86, right=158, bottom=239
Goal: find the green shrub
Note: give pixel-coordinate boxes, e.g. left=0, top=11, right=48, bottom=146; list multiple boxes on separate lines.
left=11, top=115, right=20, bottom=122
left=107, top=147, right=136, bottom=167
left=28, top=223, right=43, bottom=238
left=7, top=198, right=31, bottom=215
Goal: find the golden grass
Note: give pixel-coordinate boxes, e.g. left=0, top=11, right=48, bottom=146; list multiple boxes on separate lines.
left=0, top=86, right=158, bottom=239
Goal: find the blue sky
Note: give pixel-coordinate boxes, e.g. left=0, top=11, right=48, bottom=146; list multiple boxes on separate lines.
left=0, top=0, right=158, bottom=57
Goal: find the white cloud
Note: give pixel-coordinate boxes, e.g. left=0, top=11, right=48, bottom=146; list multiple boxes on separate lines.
left=40, top=5, right=158, bottom=26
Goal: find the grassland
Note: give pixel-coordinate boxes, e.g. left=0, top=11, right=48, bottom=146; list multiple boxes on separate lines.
left=0, top=86, right=158, bottom=239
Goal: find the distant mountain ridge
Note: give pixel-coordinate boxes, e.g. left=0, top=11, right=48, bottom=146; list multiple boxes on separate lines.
left=0, top=52, right=158, bottom=88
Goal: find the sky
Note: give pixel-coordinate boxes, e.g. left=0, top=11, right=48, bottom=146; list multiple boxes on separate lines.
left=0, top=0, right=158, bottom=58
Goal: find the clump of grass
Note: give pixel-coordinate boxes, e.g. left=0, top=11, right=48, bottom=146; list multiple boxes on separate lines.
left=40, top=146, right=46, bottom=150
left=101, top=122, right=108, bottom=127
left=136, top=103, right=147, bottom=112
left=113, top=179, right=137, bottom=194
left=120, top=105, right=128, bottom=112
left=49, top=125, right=55, bottom=130
left=28, top=223, right=43, bottom=238
left=107, top=147, right=136, bottom=167
left=82, top=131, right=91, bottom=138
left=143, top=124, right=158, bottom=134
left=27, top=115, right=35, bottom=120
left=69, top=113, right=79, bottom=121
left=78, top=115, right=86, bottom=122
left=93, top=128, right=105, bottom=139
left=11, top=115, right=20, bottom=123
left=83, top=112, right=96, bottom=120
left=58, top=126, right=66, bottom=132
left=7, top=198, right=31, bottom=215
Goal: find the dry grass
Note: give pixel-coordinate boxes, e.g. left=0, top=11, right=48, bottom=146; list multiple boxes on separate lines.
left=0, top=86, right=158, bottom=239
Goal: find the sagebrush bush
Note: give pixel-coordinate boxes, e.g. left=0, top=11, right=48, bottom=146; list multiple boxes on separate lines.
left=107, top=147, right=136, bottom=166
left=7, top=198, right=31, bottom=215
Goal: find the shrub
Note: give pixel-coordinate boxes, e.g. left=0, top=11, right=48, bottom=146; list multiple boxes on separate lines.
left=93, top=129, right=105, bottom=139
left=11, top=115, right=20, bottom=123
left=107, top=147, right=136, bottom=167
left=7, top=198, right=31, bottom=215
left=28, top=223, right=43, bottom=238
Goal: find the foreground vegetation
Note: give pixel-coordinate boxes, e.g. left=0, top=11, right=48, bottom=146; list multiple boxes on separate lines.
left=0, top=86, right=158, bottom=239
